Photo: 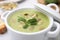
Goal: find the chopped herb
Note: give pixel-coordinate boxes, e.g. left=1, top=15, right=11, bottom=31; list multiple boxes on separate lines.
left=18, top=16, right=26, bottom=22
left=23, top=23, right=29, bottom=29
left=17, top=16, right=38, bottom=29
left=27, top=18, right=37, bottom=25
left=17, top=16, right=29, bottom=29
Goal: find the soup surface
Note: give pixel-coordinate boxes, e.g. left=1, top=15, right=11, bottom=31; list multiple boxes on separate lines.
left=7, top=9, right=50, bottom=33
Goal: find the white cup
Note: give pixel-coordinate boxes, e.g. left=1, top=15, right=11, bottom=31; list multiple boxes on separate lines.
left=1, top=5, right=60, bottom=40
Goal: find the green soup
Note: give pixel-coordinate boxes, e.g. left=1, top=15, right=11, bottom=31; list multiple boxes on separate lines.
left=7, top=9, right=50, bottom=33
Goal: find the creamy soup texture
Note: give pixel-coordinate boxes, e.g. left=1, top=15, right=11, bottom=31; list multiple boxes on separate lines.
left=7, top=9, right=50, bottom=33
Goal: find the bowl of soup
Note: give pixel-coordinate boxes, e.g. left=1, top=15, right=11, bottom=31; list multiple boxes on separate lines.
left=7, top=8, right=50, bottom=33
left=1, top=6, right=60, bottom=40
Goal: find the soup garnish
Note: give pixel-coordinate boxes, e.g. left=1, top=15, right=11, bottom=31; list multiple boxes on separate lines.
left=17, top=16, right=38, bottom=29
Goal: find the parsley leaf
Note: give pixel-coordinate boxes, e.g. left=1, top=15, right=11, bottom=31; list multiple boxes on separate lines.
left=18, top=16, right=26, bottom=22
left=27, top=18, right=37, bottom=25
left=17, top=16, right=38, bottom=29
left=23, top=23, right=29, bottom=29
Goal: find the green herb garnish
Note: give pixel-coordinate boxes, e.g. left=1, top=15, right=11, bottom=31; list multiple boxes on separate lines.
left=18, top=16, right=38, bottom=29
left=18, top=16, right=26, bottom=22
left=23, top=23, right=29, bottom=29
left=27, top=18, right=37, bottom=25
left=18, top=16, right=29, bottom=29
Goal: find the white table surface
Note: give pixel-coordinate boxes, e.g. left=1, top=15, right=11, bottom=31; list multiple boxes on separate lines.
left=0, top=0, right=60, bottom=40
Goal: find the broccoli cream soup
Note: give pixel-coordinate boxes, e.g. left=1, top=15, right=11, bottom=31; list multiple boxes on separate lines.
left=7, top=9, right=50, bottom=33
